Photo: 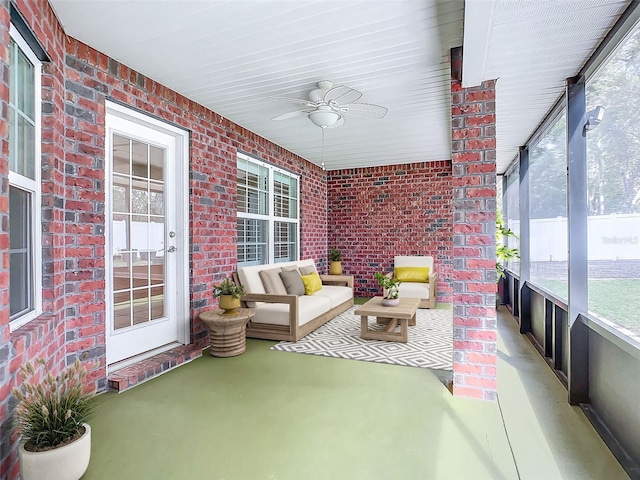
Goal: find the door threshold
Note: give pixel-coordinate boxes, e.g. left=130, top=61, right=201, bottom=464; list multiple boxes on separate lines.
left=108, top=342, right=183, bottom=374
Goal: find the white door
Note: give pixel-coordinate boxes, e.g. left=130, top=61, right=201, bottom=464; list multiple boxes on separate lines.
left=105, top=103, right=189, bottom=366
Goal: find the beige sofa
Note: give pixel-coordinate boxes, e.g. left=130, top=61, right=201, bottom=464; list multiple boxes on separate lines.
left=235, top=259, right=354, bottom=342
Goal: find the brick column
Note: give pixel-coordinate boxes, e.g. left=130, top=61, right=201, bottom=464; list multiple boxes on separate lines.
left=450, top=47, right=497, bottom=400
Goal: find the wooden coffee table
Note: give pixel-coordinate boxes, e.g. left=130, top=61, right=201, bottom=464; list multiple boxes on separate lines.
left=354, top=297, right=420, bottom=343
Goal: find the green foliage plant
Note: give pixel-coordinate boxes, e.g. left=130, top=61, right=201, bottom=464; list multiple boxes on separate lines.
left=329, top=248, right=342, bottom=262
left=496, top=212, right=519, bottom=281
left=12, top=358, right=96, bottom=452
left=212, top=277, right=246, bottom=299
left=374, top=272, right=402, bottom=299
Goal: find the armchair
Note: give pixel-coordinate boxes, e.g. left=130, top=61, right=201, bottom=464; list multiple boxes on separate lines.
left=386, top=256, right=437, bottom=309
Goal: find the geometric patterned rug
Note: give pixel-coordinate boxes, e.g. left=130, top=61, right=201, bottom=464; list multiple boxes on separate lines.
left=271, top=305, right=453, bottom=371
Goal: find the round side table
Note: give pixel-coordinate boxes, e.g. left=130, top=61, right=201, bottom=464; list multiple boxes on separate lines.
left=200, top=308, right=255, bottom=357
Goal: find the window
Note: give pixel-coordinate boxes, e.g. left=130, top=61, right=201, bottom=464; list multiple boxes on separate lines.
left=505, top=163, right=520, bottom=275
left=586, top=23, right=640, bottom=336
left=8, top=25, right=42, bottom=328
left=529, top=113, right=568, bottom=300
left=237, top=153, right=299, bottom=267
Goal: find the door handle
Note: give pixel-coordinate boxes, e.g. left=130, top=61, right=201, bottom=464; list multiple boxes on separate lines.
left=167, top=246, right=177, bottom=253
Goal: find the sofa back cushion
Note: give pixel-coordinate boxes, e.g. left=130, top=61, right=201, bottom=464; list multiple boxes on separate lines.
left=279, top=270, right=305, bottom=296
left=394, top=255, right=434, bottom=273
left=259, top=267, right=287, bottom=295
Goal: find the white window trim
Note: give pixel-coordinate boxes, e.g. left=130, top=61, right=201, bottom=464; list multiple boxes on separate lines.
left=237, top=152, right=300, bottom=266
left=9, top=24, right=42, bottom=331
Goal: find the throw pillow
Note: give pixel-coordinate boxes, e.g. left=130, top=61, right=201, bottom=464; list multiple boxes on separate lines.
left=301, top=272, right=323, bottom=295
left=279, top=269, right=305, bottom=296
left=259, top=267, right=287, bottom=295
left=282, top=265, right=300, bottom=273
left=394, top=266, right=430, bottom=283
left=299, top=264, right=318, bottom=276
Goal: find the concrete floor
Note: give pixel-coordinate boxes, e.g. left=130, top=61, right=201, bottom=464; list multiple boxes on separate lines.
left=82, top=306, right=628, bottom=479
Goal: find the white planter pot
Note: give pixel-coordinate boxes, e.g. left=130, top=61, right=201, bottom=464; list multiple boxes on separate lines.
left=381, top=298, right=400, bottom=307
left=19, top=423, right=91, bottom=480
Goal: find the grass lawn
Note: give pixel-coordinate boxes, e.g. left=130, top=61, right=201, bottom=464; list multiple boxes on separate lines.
left=531, top=278, right=640, bottom=336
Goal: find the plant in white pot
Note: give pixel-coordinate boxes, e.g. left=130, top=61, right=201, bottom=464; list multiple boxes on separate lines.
left=374, top=272, right=402, bottom=306
left=12, top=357, right=96, bottom=480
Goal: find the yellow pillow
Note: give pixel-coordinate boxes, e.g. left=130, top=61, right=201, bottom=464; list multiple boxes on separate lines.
left=394, top=266, right=430, bottom=283
left=301, top=272, right=323, bottom=295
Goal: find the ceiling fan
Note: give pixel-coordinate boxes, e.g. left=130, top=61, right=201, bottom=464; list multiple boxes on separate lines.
left=271, top=80, right=388, bottom=128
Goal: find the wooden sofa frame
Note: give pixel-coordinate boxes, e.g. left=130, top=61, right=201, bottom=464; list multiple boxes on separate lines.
left=232, top=273, right=354, bottom=342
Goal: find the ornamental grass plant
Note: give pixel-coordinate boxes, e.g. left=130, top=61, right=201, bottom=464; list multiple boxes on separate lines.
left=12, top=357, right=96, bottom=452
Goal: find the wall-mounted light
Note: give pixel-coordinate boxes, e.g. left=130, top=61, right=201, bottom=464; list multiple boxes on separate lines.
left=585, top=105, right=605, bottom=131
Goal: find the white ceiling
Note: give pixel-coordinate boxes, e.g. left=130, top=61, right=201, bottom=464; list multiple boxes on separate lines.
left=50, top=0, right=632, bottom=173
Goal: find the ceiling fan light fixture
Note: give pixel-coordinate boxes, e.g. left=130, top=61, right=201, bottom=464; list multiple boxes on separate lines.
left=308, top=110, right=341, bottom=128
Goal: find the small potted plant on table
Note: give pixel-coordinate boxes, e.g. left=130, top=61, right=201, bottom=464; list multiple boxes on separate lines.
left=12, top=357, right=96, bottom=480
left=374, top=272, right=402, bottom=306
left=213, top=277, right=246, bottom=314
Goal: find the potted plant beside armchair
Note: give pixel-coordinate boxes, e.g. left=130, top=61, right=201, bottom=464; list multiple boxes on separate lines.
left=12, top=357, right=96, bottom=480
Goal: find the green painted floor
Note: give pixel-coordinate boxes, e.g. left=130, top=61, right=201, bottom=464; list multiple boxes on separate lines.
left=83, top=305, right=628, bottom=480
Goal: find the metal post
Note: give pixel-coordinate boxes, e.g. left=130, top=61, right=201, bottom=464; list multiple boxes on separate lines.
left=566, top=75, right=589, bottom=405
left=518, top=147, right=531, bottom=333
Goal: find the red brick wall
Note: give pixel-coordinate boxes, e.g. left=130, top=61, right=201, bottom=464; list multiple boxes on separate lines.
left=0, top=3, right=11, bottom=476
left=327, top=162, right=452, bottom=302
left=0, top=1, right=328, bottom=476
left=450, top=47, right=498, bottom=400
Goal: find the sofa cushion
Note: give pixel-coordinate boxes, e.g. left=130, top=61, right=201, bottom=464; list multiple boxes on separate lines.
left=398, top=282, right=430, bottom=300
left=280, top=270, right=305, bottom=296
left=311, top=285, right=352, bottom=309
left=251, top=296, right=332, bottom=327
left=301, top=272, right=323, bottom=295
left=395, top=266, right=430, bottom=283
left=259, top=267, right=287, bottom=295
left=299, top=264, right=317, bottom=276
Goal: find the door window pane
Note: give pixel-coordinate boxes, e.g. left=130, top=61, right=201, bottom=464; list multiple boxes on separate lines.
left=586, top=25, right=640, bottom=336
left=111, top=133, right=167, bottom=330
left=529, top=113, right=568, bottom=300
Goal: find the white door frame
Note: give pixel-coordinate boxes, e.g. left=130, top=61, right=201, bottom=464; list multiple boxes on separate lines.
left=105, top=101, right=190, bottom=368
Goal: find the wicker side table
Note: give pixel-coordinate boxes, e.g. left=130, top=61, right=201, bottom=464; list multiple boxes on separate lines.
left=200, top=308, right=255, bottom=357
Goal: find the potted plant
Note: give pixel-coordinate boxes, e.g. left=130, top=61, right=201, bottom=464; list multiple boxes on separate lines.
left=12, top=357, right=96, bottom=480
left=328, top=247, right=342, bottom=275
left=213, top=277, right=246, bottom=314
left=374, top=272, right=402, bottom=306
left=496, top=212, right=519, bottom=305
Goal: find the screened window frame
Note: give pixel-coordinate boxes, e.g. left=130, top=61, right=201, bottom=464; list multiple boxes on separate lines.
left=236, top=152, right=300, bottom=267
left=8, top=24, right=43, bottom=330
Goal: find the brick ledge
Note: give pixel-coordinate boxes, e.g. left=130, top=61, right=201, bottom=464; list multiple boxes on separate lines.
left=107, top=344, right=202, bottom=393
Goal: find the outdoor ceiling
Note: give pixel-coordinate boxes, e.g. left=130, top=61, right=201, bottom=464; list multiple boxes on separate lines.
left=50, top=0, right=631, bottom=173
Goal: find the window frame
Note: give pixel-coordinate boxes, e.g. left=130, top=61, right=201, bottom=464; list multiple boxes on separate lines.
left=236, top=152, right=300, bottom=267
left=8, top=24, right=42, bottom=330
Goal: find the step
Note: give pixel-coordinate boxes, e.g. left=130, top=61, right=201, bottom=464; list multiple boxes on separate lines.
left=108, top=344, right=202, bottom=393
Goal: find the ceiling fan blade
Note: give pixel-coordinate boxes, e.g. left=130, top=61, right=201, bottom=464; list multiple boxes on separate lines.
left=324, top=86, right=362, bottom=105
left=268, top=96, right=316, bottom=107
left=272, top=110, right=313, bottom=121
left=340, top=103, right=388, bottom=119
